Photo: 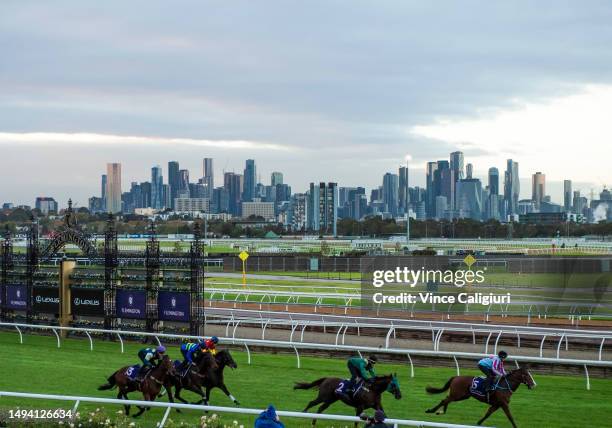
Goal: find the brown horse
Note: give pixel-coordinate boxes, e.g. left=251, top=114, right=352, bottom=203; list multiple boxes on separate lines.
left=98, top=355, right=177, bottom=417
left=165, top=351, right=219, bottom=408
left=294, top=374, right=401, bottom=426
left=425, top=366, right=536, bottom=427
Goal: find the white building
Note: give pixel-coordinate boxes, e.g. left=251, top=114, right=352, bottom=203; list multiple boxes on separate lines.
left=174, top=198, right=210, bottom=213
left=241, top=201, right=275, bottom=220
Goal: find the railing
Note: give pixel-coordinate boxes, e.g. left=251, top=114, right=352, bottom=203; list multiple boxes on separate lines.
left=0, top=391, right=484, bottom=428
left=1, top=322, right=609, bottom=390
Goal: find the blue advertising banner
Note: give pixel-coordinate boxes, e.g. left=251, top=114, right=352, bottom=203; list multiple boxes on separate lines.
left=116, top=290, right=146, bottom=319
left=158, top=291, right=190, bottom=322
left=5, top=285, right=28, bottom=310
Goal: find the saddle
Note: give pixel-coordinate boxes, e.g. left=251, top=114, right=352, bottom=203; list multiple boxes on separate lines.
left=336, top=379, right=370, bottom=400
left=470, top=376, right=499, bottom=402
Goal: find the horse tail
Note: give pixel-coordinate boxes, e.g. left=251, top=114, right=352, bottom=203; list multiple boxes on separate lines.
left=293, top=378, right=327, bottom=390
left=97, top=372, right=118, bottom=391
left=426, top=377, right=454, bottom=394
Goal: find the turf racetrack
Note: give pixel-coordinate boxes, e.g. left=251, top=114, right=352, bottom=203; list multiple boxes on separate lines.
left=0, top=332, right=610, bottom=427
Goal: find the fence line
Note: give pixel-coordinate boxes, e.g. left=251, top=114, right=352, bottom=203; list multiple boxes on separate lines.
left=0, top=390, right=485, bottom=428
left=0, top=322, right=609, bottom=390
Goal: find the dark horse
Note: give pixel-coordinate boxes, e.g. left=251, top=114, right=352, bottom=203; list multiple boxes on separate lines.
left=294, top=374, right=401, bottom=426
left=98, top=355, right=177, bottom=417
left=164, top=351, right=219, bottom=410
left=425, top=366, right=536, bottom=428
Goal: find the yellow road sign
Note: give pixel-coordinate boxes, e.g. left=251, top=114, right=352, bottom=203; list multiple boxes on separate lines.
left=239, top=250, right=249, bottom=262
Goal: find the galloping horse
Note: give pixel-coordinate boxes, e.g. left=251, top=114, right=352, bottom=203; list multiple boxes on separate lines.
left=200, top=350, right=240, bottom=406
left=425, top=366, right=536, bottom=427
left=294, top=374, right=401, bottom=426
left=98, top=355, right=177, bottom=417
left=165, top=351, right=218, bottom=410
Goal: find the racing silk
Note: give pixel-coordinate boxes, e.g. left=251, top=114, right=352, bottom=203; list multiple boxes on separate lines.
left=204, top=338, right=217, bottom=355
left=478, top=356, right=506, bottom=376
left=138, top=348, right=158, bottom=367
left=181, top=342, right=201, bottom=363
left=348, top=357, right=376, bottom=380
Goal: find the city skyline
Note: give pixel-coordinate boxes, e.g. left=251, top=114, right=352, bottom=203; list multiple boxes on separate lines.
left=2, top=2, right=612, bottom=204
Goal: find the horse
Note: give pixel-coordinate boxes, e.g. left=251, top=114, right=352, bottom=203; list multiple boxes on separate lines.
left=197, top=350, right=240, bottom=406
left=97, top=354, right=177, bottom=417
left=165, top=350, right=219, bottom=409
left=294, top=374, right=401, bottom=426
left=425, top=366, right=536, bottom=428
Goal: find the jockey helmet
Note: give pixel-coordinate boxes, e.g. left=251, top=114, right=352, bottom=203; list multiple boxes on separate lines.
left=367, top=355, right=378, bottom=364
left=498, top=350, right=508, bottom=359
left=374, top=410, right=386, bottom=422
left=156, top=345, right=166, bottom=354
left=210, top=336, right=219, bottom=344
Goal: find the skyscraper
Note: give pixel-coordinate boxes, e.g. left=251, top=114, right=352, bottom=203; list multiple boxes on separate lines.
left=178, top=169, right=190, bottom=199
left=504, top=159, right=520, bottom=215
left=532, top=172, right=546, bottom=210
left=271, top=172, right=283, bottom=187
left=435, top=160, right=454, bottom=212
left=168, top=161, right=180, bottom=209
left=564, top=180, right=572, bottom=212
left=243, top=159, right=256, bottom=202
left=101, top=174, right=107, bottom=211
left=488, top=167, right=499, bottom=195
left=105, top=163, right=122, bottom=214
left=457, top=178, right=483, bottom=221
left=450, top=151, right=465, bottom=181
left=151, top=165, right=164, bottom=209
left=224, top=172, right=243, bottom=216
left=398, top=165, right=409, bottom=215
left=382, top=173, right=399, bottom=216
left=466, top=163, right=473, bottom=179
left=426, top=161, right=438, bottom=218
left=308, top=182, right=337, bottom=236
left=202, top=158, right=214, bottom=198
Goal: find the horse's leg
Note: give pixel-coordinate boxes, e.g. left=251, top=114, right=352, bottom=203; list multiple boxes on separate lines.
left=217, top=382, right=239, bottom=405
left=133, top=392, right=149, bottom=418
left=477, top=405, right=500, bottom=426
left=500, top=404, right=518, bottom=428
left=354, top=407, right=364, bottom=428
left=426, top=397, right=451, bottom=414
left=302, top=395, right=324, bottom=413
left=118, top=390, right=130, bottom=416
left=311, top=401, right=332, bottom=426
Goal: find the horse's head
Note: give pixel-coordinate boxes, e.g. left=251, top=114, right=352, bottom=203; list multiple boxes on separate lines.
left=161, top=355, right=176, bottom=376
left=511, top=365, right=536, bottom=390
left=217, top=350, right=238, bottom=369
left=384, top=373, right=402, bottom=400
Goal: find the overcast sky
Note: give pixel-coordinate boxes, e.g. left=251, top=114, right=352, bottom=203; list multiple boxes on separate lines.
left=2, top=1, right=612, bottom=207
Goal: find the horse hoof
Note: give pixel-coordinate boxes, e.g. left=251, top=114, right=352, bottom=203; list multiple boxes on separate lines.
left=436, top=410, right=444, bottom=415
left=425, top=409, right=434, bottom=414
left=234, top=400, right=240, bottom=406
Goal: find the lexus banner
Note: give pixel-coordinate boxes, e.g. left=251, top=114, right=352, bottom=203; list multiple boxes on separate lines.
left=71, top=287, right=105, bottom=316
left=158, top=291, right=190, bottom=322
left=5, top=285, right=28, bottom=310
left=32, top=287, right=60, bottom=313
left=116, top=289, right=146, bottom=319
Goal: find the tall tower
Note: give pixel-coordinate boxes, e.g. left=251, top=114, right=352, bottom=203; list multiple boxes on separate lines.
left=426, top=162, right=438, bottom=218
left=532, top=172, right=546, bottom=210
left=243, top=159, right=256, bottom=202
left=398, top=165, right=409, bottom=215
left=105, top=163, right=122, bottom=214
left=563, top=180, right=572, bottom=212
left=203, top=158, right=214, bottom=198
left=504, top=159, right=520, bottom=215
left=168, top=161, right=180, bottom=209
left=271, top=172, right=283, bottom=187
left=151, top=165, right=164, bottom=209
left=488, top=167, right=499, bottom=195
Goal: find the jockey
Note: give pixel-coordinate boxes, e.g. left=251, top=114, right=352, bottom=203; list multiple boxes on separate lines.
left=203, top=336, right=219, bottom=355
left=360, top=410, right=392, bottom=428
left=137, top=346, right=166, bottom=380
left=478, top=350, right=508, bottom=391
left=180, top=340, right=204, bottom=372
left=338, top=355, right=377, bottom=401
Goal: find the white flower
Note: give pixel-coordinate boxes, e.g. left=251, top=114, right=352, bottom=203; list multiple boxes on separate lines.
left=233, top=421, right=238, bottom=425
left=129, top=423, right=136, bottom=427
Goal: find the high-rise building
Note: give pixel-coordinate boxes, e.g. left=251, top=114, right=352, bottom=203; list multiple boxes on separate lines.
left=271, top=172, right=283, bottom=187
left=450, top=151, right=465, bottom=181
left=435, top=160, right=454, bottom=212
left=564, top=180, right=572, bottom=212
left=101, top=174, right=107, bottom=211
left=435, top=195, right=447, bottom=220
left=289, top=193, right=307, bottom=231
left=532, top=172, right=546, bottom=210
left=178, top=169, right=190, bottom=199
left=168, top=161, right=180, bottom=209
left=466, top=163, right=473, bottom=179
left=382, top=173, right=399, bottom=216
left=307, top=182, right=337, bottom=236
left=202, top=158, right=214, bottom=198
left=35, top=197, right=58, bottom=215
left=504, top=159, right=520, bottom=215
left=398, top=165, right=409, bottom=215
left=151, top=165, right=164, bottom=209
left=426, top=161, right=438, bottom=218
left=106, top=163, right=122, bottom=214
left=243, top=159, right=256, bottom=202
left=224, top=172, right=243, bottom=216
left=488, top=167, right=499, bottom=195
left=456, top=178, right=483, bottom=221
